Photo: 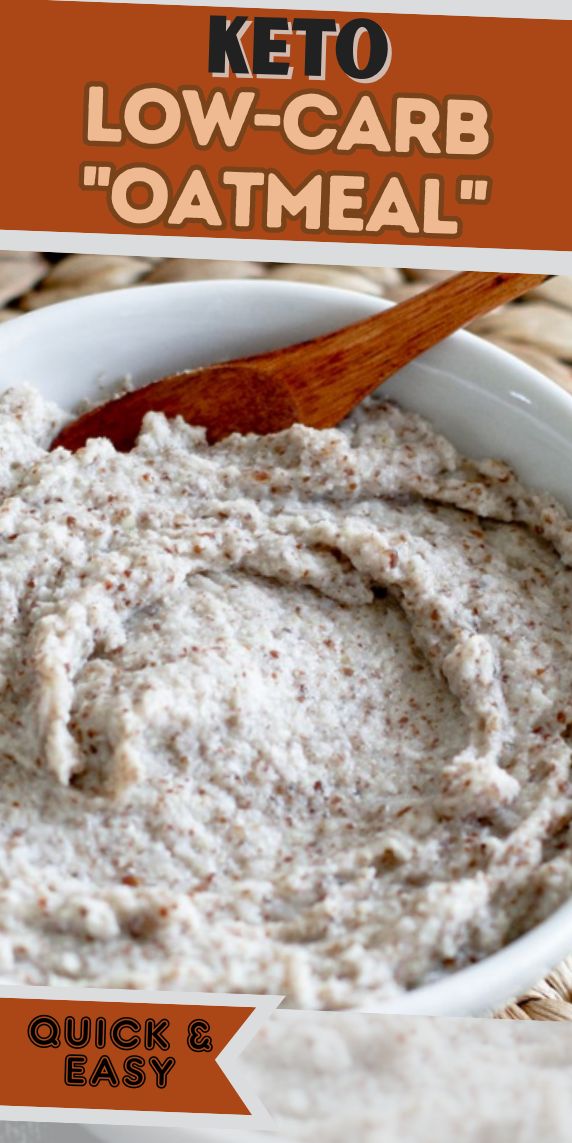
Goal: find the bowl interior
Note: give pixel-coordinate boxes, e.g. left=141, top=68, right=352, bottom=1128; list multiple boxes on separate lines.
left=2, top=277, right=572, bottom=1017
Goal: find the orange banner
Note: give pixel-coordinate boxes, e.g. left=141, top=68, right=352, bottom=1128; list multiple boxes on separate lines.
left=0, top=996, right=253, bottom=1116
left=1, top=3, right=571, bottom=251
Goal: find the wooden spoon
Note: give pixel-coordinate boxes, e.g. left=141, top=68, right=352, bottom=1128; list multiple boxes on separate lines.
left=52, top=271, right=548, bottom=452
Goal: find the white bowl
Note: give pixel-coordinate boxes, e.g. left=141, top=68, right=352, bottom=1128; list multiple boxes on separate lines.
left=2, top=278, right=572, bottom=1019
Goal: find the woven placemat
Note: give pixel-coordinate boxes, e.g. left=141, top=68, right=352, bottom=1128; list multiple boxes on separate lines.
left=3, top=250, right=572, bottom=1021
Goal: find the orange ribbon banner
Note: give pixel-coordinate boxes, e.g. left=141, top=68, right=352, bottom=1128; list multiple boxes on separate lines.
left=0, top=990, right=275, bottom=1126
left=1, top=2, right=572, bottom=252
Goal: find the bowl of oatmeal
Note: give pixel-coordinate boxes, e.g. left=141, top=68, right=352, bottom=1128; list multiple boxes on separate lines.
left=1, top=278, right=572, bottom=1016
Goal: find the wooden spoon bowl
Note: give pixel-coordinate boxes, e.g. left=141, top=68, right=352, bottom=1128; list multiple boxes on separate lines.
left=52, top=271, right=548, bottom=452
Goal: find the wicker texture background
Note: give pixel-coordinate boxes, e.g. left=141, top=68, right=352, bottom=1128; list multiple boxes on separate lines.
left=3, top=250, right=572, bottom=1020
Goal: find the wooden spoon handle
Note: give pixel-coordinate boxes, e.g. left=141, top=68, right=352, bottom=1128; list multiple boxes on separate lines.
left=268, top=272, right=549, bottom=429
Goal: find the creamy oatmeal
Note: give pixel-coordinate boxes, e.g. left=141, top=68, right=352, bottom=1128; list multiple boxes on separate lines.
left=1, top=383, right=572, bottom=1004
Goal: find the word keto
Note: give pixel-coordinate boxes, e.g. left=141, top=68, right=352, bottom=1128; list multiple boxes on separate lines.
left=28, top=1013, right=213, bottom=1090
left=208, top=15, right=392, bottom=81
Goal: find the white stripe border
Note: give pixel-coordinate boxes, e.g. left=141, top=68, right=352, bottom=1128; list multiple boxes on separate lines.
left=50, top=0, right=572, bottom=17
left=1, top=230, right=571, bottom=274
